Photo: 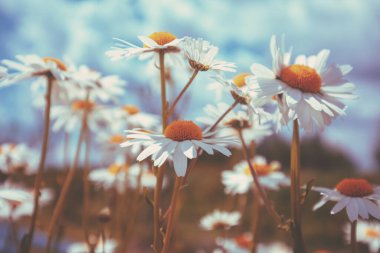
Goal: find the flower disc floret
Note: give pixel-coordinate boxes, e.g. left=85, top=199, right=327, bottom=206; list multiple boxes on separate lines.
left=336, top=178, right=374, bottom=197
left=146, top=32, right=176, bottom=46
left=164, top=120, right=202, bottom=141
left=279, top=64, right=321, bottom=93
left=71, top=100, right=95, bottom=111
left=122, top=105, right=140, bottom=115
left=42, top=57, right=67, bottom=71
left=233, top=73, right=250, bottom=88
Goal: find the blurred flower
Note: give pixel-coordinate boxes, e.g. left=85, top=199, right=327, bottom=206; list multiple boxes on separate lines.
left=222, top=156, right=289, bottom=195
left=106, top=31, right=182, bottom=62
left=215, top=233, right=252, bottom=253
left=313, top=178, right=380, bottom=222
left=0, top=183, right=53, bottom=220
left=121, top=120, right=238, bottom=177
left=197, top=102, right=272, bottom=145
left=181, top=37, right=236, bottom=72
left=199, top=209, right=240, bottom=231
left=344, top=220, right=380, bottom=253
left=0, top=66, right=7, bottom=79
left=0, top=143, right=38, bottom=175
left=67, top=238, right=117, bottom=253
left=256, top=242, right=292, bottom=253
left=248, top=35, right=356, bottom=132
left=112, top=104, right=160, bottom=130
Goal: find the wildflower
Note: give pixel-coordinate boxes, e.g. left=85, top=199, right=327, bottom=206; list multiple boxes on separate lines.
left=215, top=233, right=252, bottom=253
left=0, top=143, right=38, bottom=175
left=199, top=210, right=241, bottom=231
left=113, top=105, right=160, bottom=130
left=344, top=220, right=380, bottom=253
left=222, top=156, right=289, bottom=195
left=67, top=238, right=117, bottom=253
left=121, top=120, right=238, bottom=177
left=313, top=178, right=380, bottom=222
left=106, top=31, right=182, bottom=61
left=248, top=35, right=356, bottom=132
left=181, top=37, right=236, bottom=72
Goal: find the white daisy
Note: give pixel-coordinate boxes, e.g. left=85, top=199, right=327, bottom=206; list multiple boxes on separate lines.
left=215, top=233, right=252, bottom=253
left=67, top=239, right=117, bottom=253
left=181, top=37, right=236, bottom=72
left=197, top=102, right=272, bottom=145
left=222, top=156, right=289, bottom=195
left=199, top=209, right=241, bottom=231
left=344, top=220, right=380, bottom=253
left=312, top=178, right=380, bottom=222
left=256, top=242, right=292, bottom=253
left=106, top=31, right=182, bottom=62
left=0, top=143, right=38, bottom=175
left=112, top=105, right=160, bottom=130
left=247, top=35, right=356, bottom=132
left=1, top=55, right=67, bottom=87
left=121, top=120, right=238, bottom=177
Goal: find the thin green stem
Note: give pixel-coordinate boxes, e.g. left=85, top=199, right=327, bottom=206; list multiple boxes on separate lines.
left=83, top=129, right=91, bottom=246
left=25, top=75, right=53, bottom=253
left=250, top=189, right=261, bottom=253
left=351, top=220, right=357, bottom=253
left=167, top=69, right=199, bottom=118
left=209, top=100, right=239, bottom=132
left=290, top=120, right=306, bottom=253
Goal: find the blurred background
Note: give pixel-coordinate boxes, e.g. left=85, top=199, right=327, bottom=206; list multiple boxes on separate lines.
left=0, top=0, right=380, bottom=252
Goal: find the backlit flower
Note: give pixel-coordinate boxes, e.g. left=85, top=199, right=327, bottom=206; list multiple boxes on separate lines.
left=344, top=220, right=380, bottom=253
left=0, top=143, right=38, bottom=175
left=67, top=238, right=117, bottom=253
left=313, top=178, right=380, bottom=222
left=121, top=120, right=238, bottom=177
left=200, top=209, right=241, bottom=231
left=248, top=35, right=356, bottom=132
left=222, top=156, right=289, bottom=195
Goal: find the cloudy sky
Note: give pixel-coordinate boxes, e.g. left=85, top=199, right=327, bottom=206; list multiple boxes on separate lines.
left=0, top=0, right=379, bottom=170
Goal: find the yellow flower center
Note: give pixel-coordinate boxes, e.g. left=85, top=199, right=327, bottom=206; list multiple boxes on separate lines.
left=233, top=73, right=251, bottom=88
left=336, top=178, right=374, bottom=197
left=244, top=163, right=277, bottom=176
left=146, top=32, right=176, bottom=46
left=42, top=57, right=67, bottom=71
left=279, top=64, right=321, bottom=93
left=365, top=228, right=380, bottom=238
left=108, top=134, right=125, bottom=144
left=71, top=100, right=95, bottom=112
left=107, top=164, right=127, bottom=175
left=122, top=105, right=140, bottom=115
left=234, top=234, right=253, bottom=249
left=164, top=120, right=202, bottom=141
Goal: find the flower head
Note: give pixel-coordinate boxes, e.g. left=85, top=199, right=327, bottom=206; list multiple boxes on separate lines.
left=199, top=209, right=241, bottom=231
left=121, top=120, right=238, bottom=177
left=313, top=178, right=380, bottom=222
left=248, top=35, right=357, bottom=132
left=344, top=220, right=380, bottom=253
left=0, top=143, right=38, bottom=175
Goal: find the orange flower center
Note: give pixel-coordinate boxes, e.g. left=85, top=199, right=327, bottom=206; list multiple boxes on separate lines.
left=164, top=120, right=202, bottom=141
left=279, top=64, right=321, bottom=93
left=71, top=100, right=95, bottom=112
left=365, top=228, right=380, bottom=238
left=42, top=57, right=67, bottom=71
left=335, top=178, right=374, bottom=197
left=108, top=134, right=125, bottom=144
left=122, top=105, right=140, bottom=115
left=107, top=164, right=127, bottom=175
left=234, top=234, right=253, bottom=249
left=211, top=221, right=229, bottom=230
left=244, top=163, right=277, bottom=176
left=147, top=32, right=176, bottom=46
left=233, top=73, right=251, bottom=88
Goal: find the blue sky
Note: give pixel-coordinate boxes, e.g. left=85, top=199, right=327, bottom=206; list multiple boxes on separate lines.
left=0, top=0, right=379, bottom=170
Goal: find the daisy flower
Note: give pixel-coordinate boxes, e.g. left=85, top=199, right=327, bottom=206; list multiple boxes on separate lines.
left=197, top=102, right=272, bottom=145
left=222, top=156, right=289, bottom=195
left=1, top=55, right=67, bottom=87
left=0, top=143, right=38, bottom=175
left=0, top=66, right=7, bottom=79
left=106, top=31, right=182, bottom=62
left=67, top=238, right=117, bottom=253
left=248, top=35, right=356, bottom=132
left=112, top=104, right=160, bottom=130
left=199, top=209, right=241, bottom=231
left=256, top=242, right=292, bottom=253
left=344, top=220, right=380, bottom=253
left=312, top=178, right=380, bottom=222
left=215, top=233, right=252, bottom=253
left=0, top=183, right=53, bottom=220
left=181, top=37, right=236, bottom=72
left=121, top=120, right=238, bottom=177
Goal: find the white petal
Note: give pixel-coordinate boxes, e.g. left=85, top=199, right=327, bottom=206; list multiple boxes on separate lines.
left=173, top=146, right=188, bottom=177
left=346, top=198, right=359, bottom=222
left=180, top=141, right=197, bottom=159
left=250, top=63, right=275, bottom=78
left=331, top=197, right=350, bottom=214
left=363, top=198, right=380, bottom=219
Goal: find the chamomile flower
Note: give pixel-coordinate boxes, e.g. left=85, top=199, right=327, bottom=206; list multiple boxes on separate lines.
left=248, top=35, right=356, bottom=132
left=215, top=233, right=252, bottom=253
left=200, top=209, right=241, bottom=231
left=67, top=239, right=117, bottom=253
left=181, top=37, right=236, bottom=72
left=222, top=156, right=289, bottom=195
left=112, top=105, right=160, bottom=130
left=344, top=220, right=380, bottom=253
left=0, top=143, right=38, bottom=175
left=313, top=178, right=380, bottom=222
left=256, top=242, right=292, bottom=253
left=106, top=31, right=182, bottom=62
left=121, top=120, right=238, bottom=177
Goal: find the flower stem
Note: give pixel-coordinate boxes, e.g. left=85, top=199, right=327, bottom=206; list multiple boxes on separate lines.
left=101, top=225, right=106, bottom=253
left=250, top=189, right=261, bottom=253
left=24, top=75, right=53, bottom=253
left=209, top=100, right=239, bottom=132
left=290, top=120, right=306, bottom=253
left=152, top=50, right=168, bottom=252
left=44, top=102, right=89, bottom=253
left=167, top=69, right=199, bottom=118
left=238, top=130, right=282, bottom=226
left=161, top=177, right=183, bottom=253
left=83, top=130, right=91, bottom=246
left=351, top=220, right=357, bottom=253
